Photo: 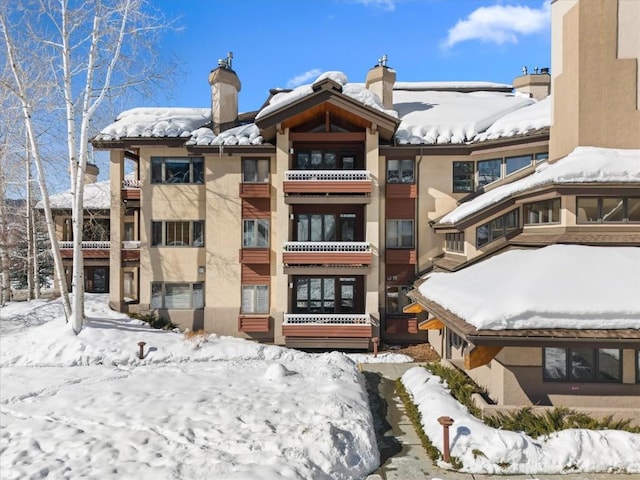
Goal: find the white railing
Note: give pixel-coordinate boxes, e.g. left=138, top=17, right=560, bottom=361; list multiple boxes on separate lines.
left=122, top=241, right=141, bottom=249
left=283, top=313, right=371, bottom=325
left=122, top=178, right=141, bottom=189
left=284, top=170, right=370, bottom=182
left=59, top=241, right=110, bottom=249
left=284, top=242, right=370, bottom=253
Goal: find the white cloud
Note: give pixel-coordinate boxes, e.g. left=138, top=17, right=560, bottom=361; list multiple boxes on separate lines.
left=286, top=68, right=323, bottom=88
left=442, top=1, right=550, bottom=49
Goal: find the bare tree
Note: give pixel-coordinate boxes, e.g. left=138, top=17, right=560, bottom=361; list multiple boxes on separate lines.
left=1, top=0, right=173, bottom=332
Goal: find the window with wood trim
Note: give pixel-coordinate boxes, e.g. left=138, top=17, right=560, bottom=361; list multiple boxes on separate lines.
left=386, top=219, right=414, bottom=248
left=242, top=158, right=269, bottom=183
left=453, top=161, right=474, bottom=192
left=387, top=159, right=414, bottom=184
left=576, top=197, right=640, bottom=223
left=543, top=347, right=622, bottom=383
left=386, top=285, right=412, bottom=314
left=243, top=219, right=269, bottom=248
left=241, top=285, right=269, bottom=314
left=476, top=209, right=518, bottom=248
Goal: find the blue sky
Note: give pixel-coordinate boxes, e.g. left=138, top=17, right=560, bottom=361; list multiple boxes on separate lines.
left=153, top=0, right=551, bottom=113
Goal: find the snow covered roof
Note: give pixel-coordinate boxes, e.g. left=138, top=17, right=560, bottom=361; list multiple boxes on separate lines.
left=45, top=179, right=111, bottom=210
left=95, top=71, right=550, bottom=147
left=419, top=244, right=640, bottom=331
left=439, top=146, right=640, bottom=225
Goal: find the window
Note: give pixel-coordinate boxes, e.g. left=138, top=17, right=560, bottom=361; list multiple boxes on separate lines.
left=294, top=277, right=356, bottom=314
left=476, top=209, right=518, bottom=247
left=505, top=154, right=532, bottom=176
left=82, top=218, right=110, bottom=242
left=242, top=158, right=269, bottom=183
left=576, top=197, right=640, bottom=223
left=124, top=222, right=135, bottom=242
left=151, top=221, right=204, bottom=247
left=535, top=152, right=549, bottom=163
left=243, top=219, right=269, bottom=247
left=543, top=347, right=622, bottom=382
left=151, top=282, right=204, bottom=309
left=445, top=232, right=464, bottom=253
left=453, top=161, right=474, bottom=192
left=524, top=198, right=560, bottom=225
left=387, top=220, right=414, bottom=248
left=387, top=159, right=414, bottom=183
left=386, top=285, right=412, bottom=314
left=151, top=157, right=204, bottom=184
left=295, top=148, right=360, bottom=170
left=637, top=350, right=640, bottom=383
left=477, top=159, right=501, bottom=187
left=241, top=285, right=269, bottom=314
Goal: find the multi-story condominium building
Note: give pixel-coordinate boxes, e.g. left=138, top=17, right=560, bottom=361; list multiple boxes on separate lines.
left=92, top=0, right=638, bottom=414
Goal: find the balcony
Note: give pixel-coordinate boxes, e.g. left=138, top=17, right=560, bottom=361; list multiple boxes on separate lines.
left=283, top=170, right=372, bottom=195
left=122, top=240, right=140, bottom=262
left=122, top=179, right=141, bottom=201
left=59, top=241, right=110, bottom=259
left=283, top=242, right=372, bottom=266
left=283, top=313, right=373, bottom=338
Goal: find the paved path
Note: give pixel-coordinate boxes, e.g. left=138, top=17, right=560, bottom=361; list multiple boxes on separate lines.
left=361, top=362, right=640, bottom=480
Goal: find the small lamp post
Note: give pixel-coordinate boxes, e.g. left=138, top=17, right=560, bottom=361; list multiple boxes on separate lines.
left=137, top=341, right=146, bottom=359
left=437, top=416, right=455, bottom=463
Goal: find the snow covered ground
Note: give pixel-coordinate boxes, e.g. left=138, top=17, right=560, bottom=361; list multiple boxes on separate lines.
left=402, top=367, right=640, bottom=475
left=3, top=294, right=639, bottom=478
left=0, top=294, right=395, bottom=480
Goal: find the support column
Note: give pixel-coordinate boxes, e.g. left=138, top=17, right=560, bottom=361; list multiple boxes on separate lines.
left=365, top=127, right=381, bottom=341
left=273, top=128, right=290, bottom=345
left=109, top=150, right=125, bottom=312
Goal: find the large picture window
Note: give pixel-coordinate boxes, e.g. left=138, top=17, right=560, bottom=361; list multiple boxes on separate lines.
left=543, top=347, right=622, bottom=383
left=242, top=158, right=269, bottom=183
left=576, top=197, right=640, bottom=223
left=524, top=198, right=560, bottom=225
left=243, top=219, right=269, bottom=247
left=505, top=154, right=533, bottom=176
left=241, top=285, right=269, bottom=314
left=151, top=157, right=204, bottom=184
left=387, top=159, right=414, bottom=183
left=477, top=159, right=501, bottom=187
left=151, top=282, right=204, bottom=309
left=386, top=219, right=414, bottom=248
left=151, top=220, right=204, bottom=247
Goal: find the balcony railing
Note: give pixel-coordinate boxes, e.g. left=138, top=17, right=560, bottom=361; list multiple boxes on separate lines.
left=284, top=242, right=370, bottom=252
left=283, top=170, right=372, bottom=195
left=59, top=241, right=110, bottom=249
left=122, top=179, right=141, bottom=189
left=284, top=170, right=370, bottom=182
left=122, top=241, right=141, bottom=249
left=283, top=242, right=372, bottom=266
left=283, top=314, right=371, bottom=325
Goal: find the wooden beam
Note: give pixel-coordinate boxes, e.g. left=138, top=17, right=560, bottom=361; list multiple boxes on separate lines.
left=464, top=345, right=503, bottom=370
left=418, top=318, right=444, bottom=330
left=403, top=302, right=425, bottom=314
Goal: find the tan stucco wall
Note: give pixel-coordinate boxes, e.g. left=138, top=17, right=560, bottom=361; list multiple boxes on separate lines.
left=551, top=0, right=640, bottom=160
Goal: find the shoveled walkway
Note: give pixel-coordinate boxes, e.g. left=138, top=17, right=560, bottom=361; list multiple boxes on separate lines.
left=361, top=362, right=638, bottom=480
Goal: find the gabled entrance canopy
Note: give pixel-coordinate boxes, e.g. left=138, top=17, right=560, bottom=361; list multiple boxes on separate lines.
left=255, top=77, right=400, bottom=143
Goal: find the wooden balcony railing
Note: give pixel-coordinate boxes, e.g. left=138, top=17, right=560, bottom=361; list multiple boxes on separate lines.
left=59, top=241, right=110, bottom=249
left=282, top=313, right=373, bottom=338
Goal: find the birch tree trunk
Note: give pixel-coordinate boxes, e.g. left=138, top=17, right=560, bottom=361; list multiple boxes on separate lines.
left=0, top=149, right=10, bottom=306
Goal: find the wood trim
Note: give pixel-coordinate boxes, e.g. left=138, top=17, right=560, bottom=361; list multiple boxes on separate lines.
left=418, top=318, right=444, bottom=330
left=121, top=250, right=140, bottom=262
left=238, top=315, right=270, bottom=333
left=386, top=198, right=415, bottom=219
left=242, top=199, right=271, bottom=218
left=283, top=252, right=372, bottom=266
left=122, top=189, right=140, bottom=200
left=385, top=249, right=417, bottom=265
left=403, top=302, right=425, bottom=314
left=385, top=317, right=419, bottom=334
left=239, top=183, right=270, bottom=198
left=240, top=248, right=271, bottom=264
left=283, top=324, right=372, bottom=338
left=386, top=183, right=417, bottom=199
left=283, top=180, right=372, bottom=194
left=290, top=132, right=366, bottom=142
left=464, top=345, right=503, bottom=369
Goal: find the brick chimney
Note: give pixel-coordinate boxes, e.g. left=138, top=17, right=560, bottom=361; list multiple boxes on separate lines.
left=513, top=67, right=551, bottom=100
left=365, top=54, right=396, bottom=110
left=208, top=52, right=241, bottom=134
